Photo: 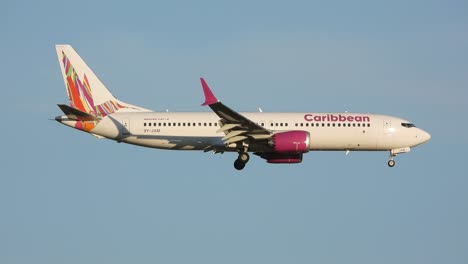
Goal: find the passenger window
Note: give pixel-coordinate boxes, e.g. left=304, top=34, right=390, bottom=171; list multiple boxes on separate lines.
left=367, top=124, right=370, bottom=127
left=357, top=123, right=360, bottom=127
left=332, top=123, right=335, bottom=127
left=168, top=123, right=171, bottom=126
left=327, top=123, right=330, bottom=127
left=144, top=123, right=146, bottom=127
left=322, top=123, right=325, bottom=127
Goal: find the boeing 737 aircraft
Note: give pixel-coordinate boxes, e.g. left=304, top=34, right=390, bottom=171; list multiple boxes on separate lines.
left=54, top=45, right=431, bottom=170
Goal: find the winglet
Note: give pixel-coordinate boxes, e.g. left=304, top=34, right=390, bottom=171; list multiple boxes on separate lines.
left=200, top=78, right=218, bottom=106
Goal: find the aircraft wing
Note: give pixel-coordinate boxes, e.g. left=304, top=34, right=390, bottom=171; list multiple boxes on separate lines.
left=200, top=78, right=272, bottom=145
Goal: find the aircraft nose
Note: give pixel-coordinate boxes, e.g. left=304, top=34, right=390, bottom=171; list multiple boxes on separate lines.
left=419, top=129, right=431, bottom=143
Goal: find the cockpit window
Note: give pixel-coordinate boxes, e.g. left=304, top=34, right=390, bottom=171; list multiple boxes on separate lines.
left=401, top=123, right=416, bottom=128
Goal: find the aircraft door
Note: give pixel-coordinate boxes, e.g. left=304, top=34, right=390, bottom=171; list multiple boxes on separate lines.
left=383, top=119, right=392, bottom=134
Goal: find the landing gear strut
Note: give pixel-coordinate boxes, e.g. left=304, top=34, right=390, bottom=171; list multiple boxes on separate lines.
left=388, top=150, right=398, bottom=168
left=234, top=152, right=250, bottom=170
left=387, top=147, right=410, bottom=167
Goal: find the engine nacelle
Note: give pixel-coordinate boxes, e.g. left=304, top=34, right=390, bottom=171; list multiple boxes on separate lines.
left=259, top=153, right=304, bottom=163
left=269, top=130, right=310, bottom=153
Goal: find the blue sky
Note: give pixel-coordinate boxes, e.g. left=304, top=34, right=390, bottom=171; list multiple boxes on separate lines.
left=2, top=0, right=468, bottom=263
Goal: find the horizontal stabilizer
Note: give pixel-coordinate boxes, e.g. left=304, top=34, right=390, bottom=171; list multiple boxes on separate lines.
left=57, top=104, right=99, bottom=121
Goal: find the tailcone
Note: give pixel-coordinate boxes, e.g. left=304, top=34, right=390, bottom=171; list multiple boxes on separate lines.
left=55, top=115, right=64, bottom=122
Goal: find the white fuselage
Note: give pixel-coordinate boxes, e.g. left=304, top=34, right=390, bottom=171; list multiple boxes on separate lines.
left=64, top=112, right=430, bottom=152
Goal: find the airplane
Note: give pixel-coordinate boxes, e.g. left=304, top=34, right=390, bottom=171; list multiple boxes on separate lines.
left=54, top=45, right=431, bottom=170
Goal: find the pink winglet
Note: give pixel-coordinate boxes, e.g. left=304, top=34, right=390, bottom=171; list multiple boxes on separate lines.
left=200, top=78, right=218, bottom=106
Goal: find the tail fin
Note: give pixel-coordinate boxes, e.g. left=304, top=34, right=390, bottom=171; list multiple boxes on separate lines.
left=56, top=45, right=150, bottom=117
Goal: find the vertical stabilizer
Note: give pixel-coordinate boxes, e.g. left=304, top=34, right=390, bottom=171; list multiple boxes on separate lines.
left=56, top=45, right=150, bottom=117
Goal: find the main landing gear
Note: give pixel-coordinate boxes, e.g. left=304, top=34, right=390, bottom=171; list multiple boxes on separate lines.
left=234, top=152, right=250, bottom=170
left=388, top=159, right=396, bottom=167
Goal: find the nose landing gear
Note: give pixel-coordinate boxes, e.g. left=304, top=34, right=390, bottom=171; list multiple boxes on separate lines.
left=387, top=147, right=411, bottom=168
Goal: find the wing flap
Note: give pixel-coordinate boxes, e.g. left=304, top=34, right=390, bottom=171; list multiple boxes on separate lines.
left=217, top=123, right=241, bottom=133
left=222, top=130, right=247, bottom=141
left=224, top=135, right=249, bottom=144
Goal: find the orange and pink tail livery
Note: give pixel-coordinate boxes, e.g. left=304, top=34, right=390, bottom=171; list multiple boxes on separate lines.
left=56, top=45, right=150, bottom=118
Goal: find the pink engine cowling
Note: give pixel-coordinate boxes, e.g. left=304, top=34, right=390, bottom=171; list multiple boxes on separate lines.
left=269, top=130, right=310, bottom=153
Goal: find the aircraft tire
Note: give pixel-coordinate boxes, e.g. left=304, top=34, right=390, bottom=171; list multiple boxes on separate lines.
left=234, top=159, right=246, bottom=170
left=388, top=160, right=395, bottom=167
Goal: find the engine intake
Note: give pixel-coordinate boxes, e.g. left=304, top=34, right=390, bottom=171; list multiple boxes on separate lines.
left=269, top=130, right=310, bottom=153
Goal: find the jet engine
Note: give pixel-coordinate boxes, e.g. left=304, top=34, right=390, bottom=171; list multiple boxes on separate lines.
left=269, top=130, right=310, bottom=153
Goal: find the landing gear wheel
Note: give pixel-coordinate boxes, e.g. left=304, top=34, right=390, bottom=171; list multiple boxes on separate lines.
left=239, top=152, right=250, bottom=163
left=234, top=159, right=246, bottom=170
left=388, top=160, right=395, bottom=167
